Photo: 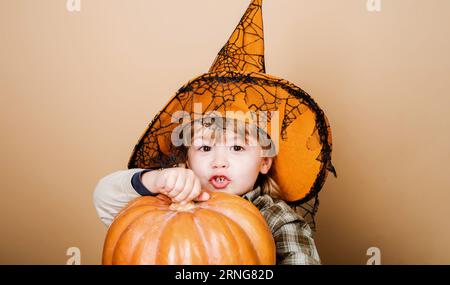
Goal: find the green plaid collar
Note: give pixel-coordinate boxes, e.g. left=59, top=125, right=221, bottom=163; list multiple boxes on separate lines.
left=242, top=185, right=262, bottom=202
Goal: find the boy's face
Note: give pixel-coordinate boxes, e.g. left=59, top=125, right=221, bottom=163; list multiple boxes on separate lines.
left=186, top=128, right=272, bottom=196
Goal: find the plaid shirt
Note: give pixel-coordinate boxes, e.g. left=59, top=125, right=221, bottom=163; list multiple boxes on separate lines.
left=243, top=186, right=321, bottom=265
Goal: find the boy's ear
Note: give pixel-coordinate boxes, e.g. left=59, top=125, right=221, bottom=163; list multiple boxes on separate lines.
left=260, top=157, right=273, bottom=175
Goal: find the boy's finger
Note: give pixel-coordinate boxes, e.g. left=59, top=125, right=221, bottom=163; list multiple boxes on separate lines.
left=169, top=170, right=188, bottom=200
left=195, top=178, right=211, bottom=202
left=164, top=170, right=179, bottom=191
left=155, top=171, right=167, bottom=190
left=180, top=170, right=194, bottom=196
left=184, top=184, right=201, bottom=203
left=195, top=191, right=210, bottom=202
left=172, top=186, right=192, bottom=203
left=191, top=178, right=203, bottom=202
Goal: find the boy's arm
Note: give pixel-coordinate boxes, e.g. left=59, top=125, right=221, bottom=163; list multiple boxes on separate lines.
left=93, top=169, right=157, bottom=227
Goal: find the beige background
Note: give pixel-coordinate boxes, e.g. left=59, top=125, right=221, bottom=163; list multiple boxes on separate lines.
left=1, top=0, right=449, bottom=264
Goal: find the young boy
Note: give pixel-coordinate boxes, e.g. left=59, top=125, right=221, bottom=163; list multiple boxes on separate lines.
left=94, top=0, right=335, bottom=266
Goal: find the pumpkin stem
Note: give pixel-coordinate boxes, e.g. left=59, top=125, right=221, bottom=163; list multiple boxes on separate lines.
left=169, top=201, right=196, bottom=212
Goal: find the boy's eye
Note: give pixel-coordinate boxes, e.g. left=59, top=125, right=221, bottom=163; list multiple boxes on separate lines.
left=232, top=145, right=245, bottom=151
left=199, top=145, right=211, bottom=152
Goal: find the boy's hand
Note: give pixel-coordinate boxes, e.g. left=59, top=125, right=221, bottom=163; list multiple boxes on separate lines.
left=142, top=168, right=210, bottom=204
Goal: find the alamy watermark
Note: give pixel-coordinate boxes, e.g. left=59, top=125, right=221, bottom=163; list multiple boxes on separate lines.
left=66, top=0, right=81, bottom=12
left=170, top=103, right=280, bottom=158
left=366, top=247, right=381, bottom=265
left=367, top=0, right=382, bottom=12
left=65, top=1, right=380, bottom=14
left=66, top=247, right=81, bottom=265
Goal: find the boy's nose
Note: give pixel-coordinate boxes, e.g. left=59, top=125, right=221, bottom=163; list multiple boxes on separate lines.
left=212, top=159, right=229, bottom=169
left=211, top=148, right=229, bottom=169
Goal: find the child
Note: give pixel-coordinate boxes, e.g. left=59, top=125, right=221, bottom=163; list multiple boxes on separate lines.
left=94, top=0, right=336, bottom=266
left=94, top=117, right=322, bottom=265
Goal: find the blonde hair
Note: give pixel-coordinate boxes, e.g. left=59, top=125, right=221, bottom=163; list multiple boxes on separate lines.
left=177, top=116, right=282, bottom=200
left=255, top=160, right=282, bottom=200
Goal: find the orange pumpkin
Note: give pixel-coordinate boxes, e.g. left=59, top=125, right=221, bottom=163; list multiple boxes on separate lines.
left=102, top=192, right=276, bottom=265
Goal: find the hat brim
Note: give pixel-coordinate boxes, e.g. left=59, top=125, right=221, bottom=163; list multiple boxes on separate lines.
left=128, top=71, right=335, bottom=204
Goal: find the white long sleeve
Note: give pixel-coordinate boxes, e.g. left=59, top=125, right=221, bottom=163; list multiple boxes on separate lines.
left=93, top=168, right=145, bottom=227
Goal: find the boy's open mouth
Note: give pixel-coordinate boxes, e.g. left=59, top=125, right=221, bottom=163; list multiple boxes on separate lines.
left=209, top=175, right=231, bottom=189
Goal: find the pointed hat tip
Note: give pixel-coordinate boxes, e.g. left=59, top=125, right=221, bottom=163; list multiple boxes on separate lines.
left=209, top=0, right=265, bottom=74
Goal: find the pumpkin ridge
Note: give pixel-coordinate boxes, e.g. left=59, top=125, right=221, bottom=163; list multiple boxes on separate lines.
left=193, top=208, right=256, bottom=264
left=206, top=193, right=261, bottom=213
left=155, top=211, right=209, bottom=264
left=202, top=201, right=263, bottom=225
left=112, top=210, right=172, bottom=264
left=192, top=213, right=213, bottom=264
left=111, top=205, right=163, bottom=234
left=219, top=211, right=260, bottom=264
left=131, top=211, right=177, bottom=264
left=103, top=206, right=163, bottom=264
left=201, top=201, right=274, bottom=263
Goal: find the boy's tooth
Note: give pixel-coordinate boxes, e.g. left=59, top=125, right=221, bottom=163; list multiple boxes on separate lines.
left=215, top=176, right=225, bottom=183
